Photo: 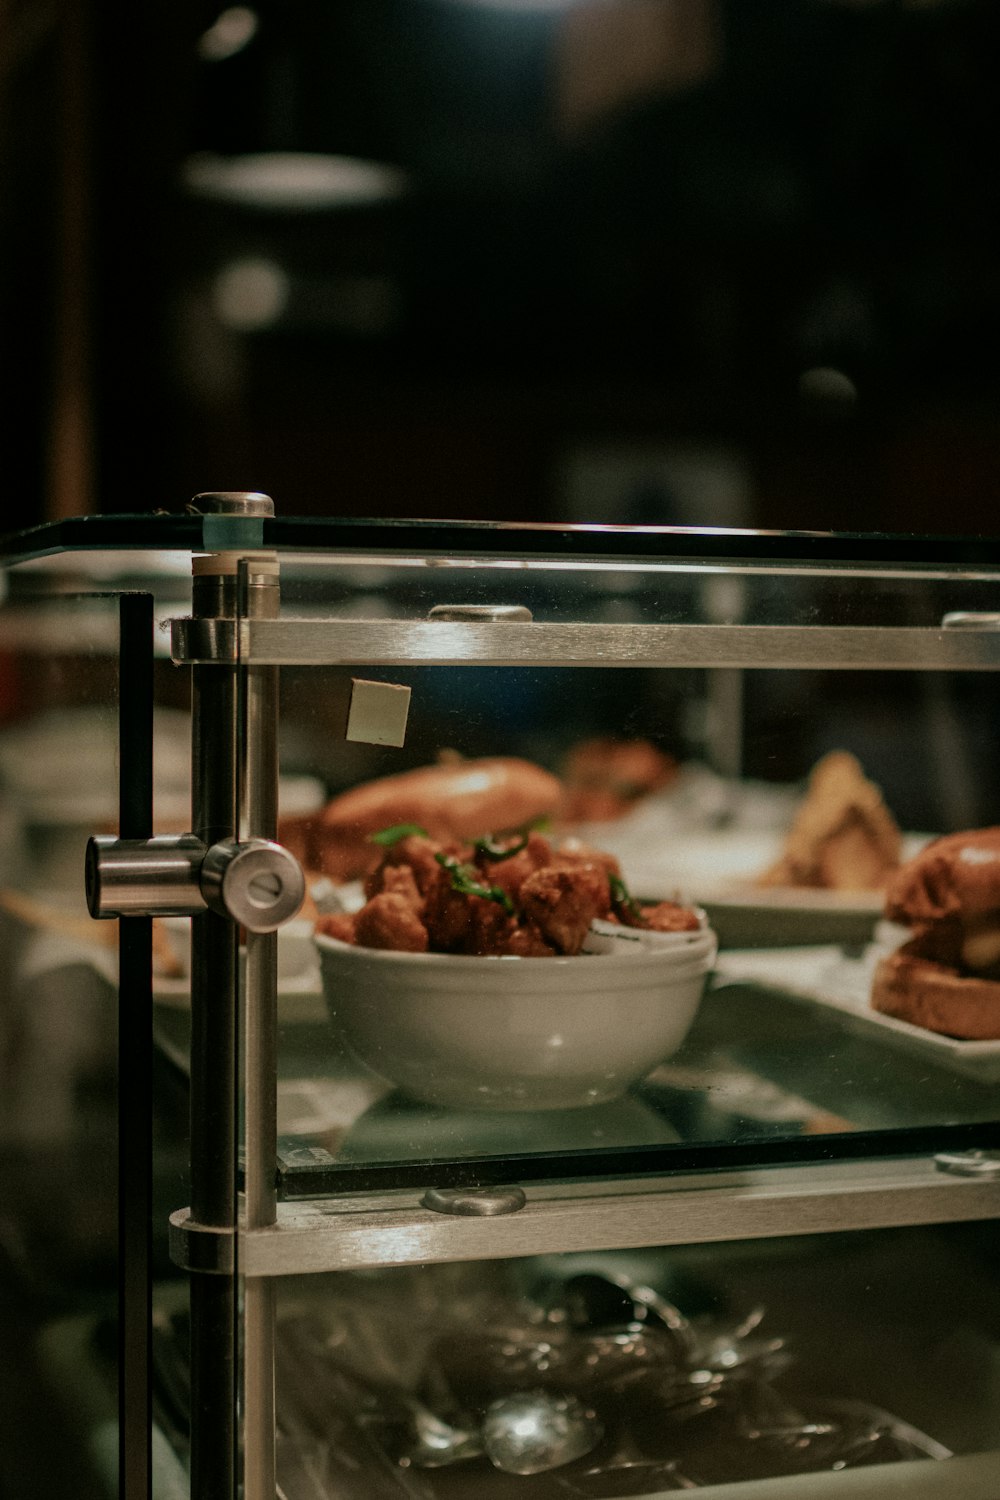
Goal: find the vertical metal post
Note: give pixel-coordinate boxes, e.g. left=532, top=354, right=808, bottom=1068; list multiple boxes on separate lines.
left=118, top=593, right=154, bottom=1500
left=187, top=492, right=274, bottom=1500
left=239, top=554, right=280, bottom=1500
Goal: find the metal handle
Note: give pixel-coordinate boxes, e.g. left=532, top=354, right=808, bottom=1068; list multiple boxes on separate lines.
left=86, top=834, right=208, bottom=918
left=86, top=833, right=304, bottom=932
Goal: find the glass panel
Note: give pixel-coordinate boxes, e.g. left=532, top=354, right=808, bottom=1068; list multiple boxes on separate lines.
left=263, top=1222, right=1000, bottom=1496
left=258, top=544, right=1000, bottom=1189
left=0, top=584, right=123, bottom=1498
left=273, top=541, right=1000, bottom=627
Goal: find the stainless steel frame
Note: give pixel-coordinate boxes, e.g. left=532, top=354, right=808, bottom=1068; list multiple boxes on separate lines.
left=239, top=555, right=280, bottom=1500
left=173, top=618, right=1000, bottom=670
left=169, top=1157, right=1000, bottom=1279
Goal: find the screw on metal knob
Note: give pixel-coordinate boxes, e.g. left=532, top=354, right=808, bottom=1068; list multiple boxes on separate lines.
left=200, top=838, right=305, bottom=932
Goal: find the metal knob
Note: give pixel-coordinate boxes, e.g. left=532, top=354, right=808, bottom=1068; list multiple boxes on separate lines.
left=86, top=833, right=305, bottom=931
left=200, top=839, right=305, bottom=932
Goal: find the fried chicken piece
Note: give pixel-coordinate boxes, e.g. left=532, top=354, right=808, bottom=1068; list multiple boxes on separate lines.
left=463, top=897, right=517, bottom=956
left=638, top=901, right=701, bottom=933
left=499, top=922, right=557, bottom=957
left=520, top=862, right=611, bottom=955
left=551, top=837, right=622, bottom=879
left=476, top=831, right=554, bottom=903
left=423, top=870, right=478, bottom=952
left=364, top=835, right=450, bottom=900
left=377, top=863, right=425, bottom=911
left=315, top=911, right=358, bottom=945
left=354, top=892, right=429, bottom=953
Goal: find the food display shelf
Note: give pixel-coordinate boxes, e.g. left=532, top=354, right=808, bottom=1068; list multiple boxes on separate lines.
left=6, top=499, right=1000, bottom=1500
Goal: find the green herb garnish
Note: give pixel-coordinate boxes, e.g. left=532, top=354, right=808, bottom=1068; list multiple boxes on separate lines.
left=434, top=851, right=515, bottom=914
left=474, top=832, right=530, bottom=861
left=368, top=823, right=429, bottom=846
left=473, top=815, right=551, bottom=862
left=609, top=871, right=645, bottom=925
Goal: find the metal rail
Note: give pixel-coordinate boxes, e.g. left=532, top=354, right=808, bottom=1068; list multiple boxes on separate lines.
left=170, top=1157, right=1000, bottom=1278
left=171, top=618, right=1000, bottom=670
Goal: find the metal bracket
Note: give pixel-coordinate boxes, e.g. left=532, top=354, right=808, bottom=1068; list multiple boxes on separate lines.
left=428, top=604, right=533, bottom=622
left=86, top=834, right=305, bottom=931
left=171, top=616, right=238, bottom=665
left=169, top=1209, right=236, bottom=1274
left=934, top=1150, right=1000, bottom=1179
left=421, top=1186, right=527, bottom=1217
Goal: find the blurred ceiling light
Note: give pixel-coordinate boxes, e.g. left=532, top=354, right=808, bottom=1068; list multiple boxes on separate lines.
left=212, top=258, right=289, bottom=330
left=798, top=367, right=859, bottom=407
left=183, top=153, right=408, bottom=211
left=197, top=6, right=259, bottom=61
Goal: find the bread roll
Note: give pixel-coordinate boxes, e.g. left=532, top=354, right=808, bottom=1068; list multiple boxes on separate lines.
left=284, top=757, right=561, bottom=881
left=884, top=827, right=1000, bottom=927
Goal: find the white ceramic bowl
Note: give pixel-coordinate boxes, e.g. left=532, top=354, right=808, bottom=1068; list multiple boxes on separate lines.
left=315, top=929, right=717, bottom=1111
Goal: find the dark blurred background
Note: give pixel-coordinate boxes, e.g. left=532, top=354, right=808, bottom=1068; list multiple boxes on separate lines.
left=2, top=0, right=1000, bottom=533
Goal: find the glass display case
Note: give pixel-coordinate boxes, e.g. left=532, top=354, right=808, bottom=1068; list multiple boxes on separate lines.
left=1, top=494, right=999, bottom=1499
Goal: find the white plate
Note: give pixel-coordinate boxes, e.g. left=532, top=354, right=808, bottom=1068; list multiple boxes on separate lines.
left=714, top=945, right=1000, bottom=1082
left=619, top=829, right=931, bottom=902
left=153, top=970, right=325, bottom=1025
left=603, top=829, right=933, bottom=948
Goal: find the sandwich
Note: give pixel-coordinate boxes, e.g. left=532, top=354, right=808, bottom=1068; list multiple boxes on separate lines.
left=871, top=827, right=1000, bottom=1039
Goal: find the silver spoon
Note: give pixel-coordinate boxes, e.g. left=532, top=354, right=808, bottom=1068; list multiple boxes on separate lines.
left=555, top=1272, right=698, bottom=1360
left=481, top=1390, right=604, bottom=1476
left=401, top=1401, right=483, bottom=1468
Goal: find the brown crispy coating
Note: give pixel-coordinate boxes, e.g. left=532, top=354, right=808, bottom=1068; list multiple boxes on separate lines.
left=463, top=897, right=517, bottom=956
left=320, top=828, right=699, bottom=957
left=315, top=911, right=358, bottom=945
left=354, top=893, right=429, bottom=953
left=423, top=871, right=477, bottom=952
left=476, top=831, right=554, bottom=903
left=519, top=862, right=611, bottom=955
left=364, top=835, right=451, bottom=900
left=639, top=901, right=701, bottom=933
left=499, top=922, right=557, bottom=957
left=379, top=863, right=425, bottom=910
left=551, top=837, right=622, bottom=878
